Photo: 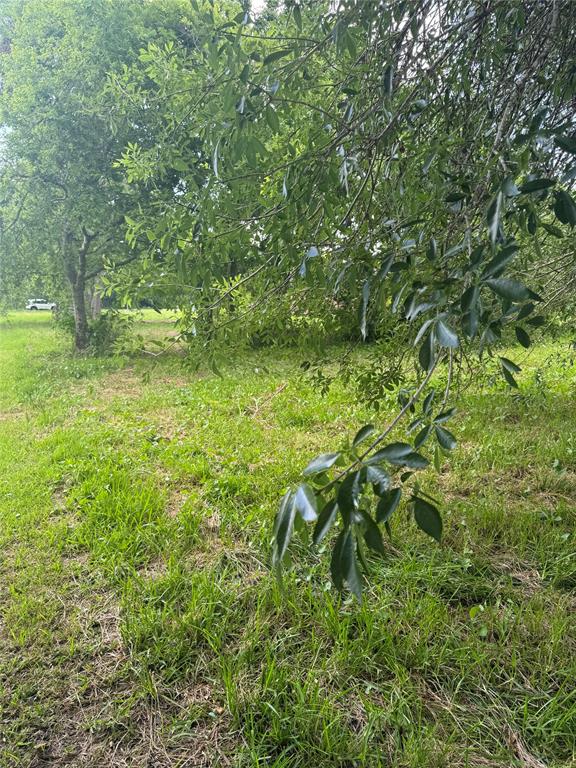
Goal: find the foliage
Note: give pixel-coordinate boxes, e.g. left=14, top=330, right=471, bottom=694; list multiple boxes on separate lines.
left=112, top=0, right=576, bottom=597
left=53, top=307, right=136, bottom=355
left=0, top=0, right=187, bottom=349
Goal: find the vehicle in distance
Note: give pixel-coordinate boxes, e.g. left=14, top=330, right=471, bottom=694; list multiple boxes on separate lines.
left=26, top=298, right=57, bottom=310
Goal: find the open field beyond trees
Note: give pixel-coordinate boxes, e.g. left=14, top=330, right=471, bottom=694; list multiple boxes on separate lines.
left=0, top=311, right=575, bottom=767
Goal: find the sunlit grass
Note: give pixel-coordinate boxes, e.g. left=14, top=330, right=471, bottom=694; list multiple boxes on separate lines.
left=0, top=312, right=574, bottom=766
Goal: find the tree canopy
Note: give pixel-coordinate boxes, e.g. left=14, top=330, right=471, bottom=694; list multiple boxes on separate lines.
left=110, top=0, right=576, bottom=596
left=0, top=0, right=186, bottom=344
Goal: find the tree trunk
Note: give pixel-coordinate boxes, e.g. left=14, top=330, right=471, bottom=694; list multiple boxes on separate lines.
left=72, top=275, right=89, bottom=350
left=63, top=227, right=93, bottom=352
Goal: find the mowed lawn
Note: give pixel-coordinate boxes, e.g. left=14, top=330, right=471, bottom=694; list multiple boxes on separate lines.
left=0, top=311, right=575, bottom=768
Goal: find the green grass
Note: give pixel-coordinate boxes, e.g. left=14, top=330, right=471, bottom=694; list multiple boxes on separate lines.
left=0, top=310, right=575, bottom=767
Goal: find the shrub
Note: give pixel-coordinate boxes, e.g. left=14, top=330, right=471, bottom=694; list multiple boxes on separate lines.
left=53, top=308, right=135, bottom=355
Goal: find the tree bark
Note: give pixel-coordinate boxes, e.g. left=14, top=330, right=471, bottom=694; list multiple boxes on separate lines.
left=63, top=227, right=93, bottom=352
left=72, top=275, right=89, bottom=350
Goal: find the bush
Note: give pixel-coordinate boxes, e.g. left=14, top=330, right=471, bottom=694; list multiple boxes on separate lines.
left=53, top=308, right=135, bottom=355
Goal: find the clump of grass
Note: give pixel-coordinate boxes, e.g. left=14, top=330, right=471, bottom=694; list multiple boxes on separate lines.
left=69, top=463, right=169, bottom=580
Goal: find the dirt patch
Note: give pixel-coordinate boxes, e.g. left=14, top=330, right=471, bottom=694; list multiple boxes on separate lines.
left=92, top=368, right=144, bottom=400
left=165, top=489, right=191, bottom=518
left=0, top=409, right=26, bottom=420
left=137, top=556, right=169, bottom=581
left=147, top=407, right=190, bottom=441
left=202, top=510, right=221, bottom=533
left=92, top=369, right=194, bottom=404
left=0, top=573, right=239, bottom=768
left=507, top=729, right=547, bottom=768
left=490, top=555, right=543, bottom=596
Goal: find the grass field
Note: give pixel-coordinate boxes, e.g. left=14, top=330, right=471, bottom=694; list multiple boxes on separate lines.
left=0, top=310, right=575, bottom=767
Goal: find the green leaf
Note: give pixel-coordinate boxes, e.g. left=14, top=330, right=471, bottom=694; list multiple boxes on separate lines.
left=462, top=308, right=478, bottom=339
left=554, top=135, right=576, bottom=154
left=426, top=237, right=437, bottom=261
left=517, top=303, right=535, bottom=320
left=378, top=253, right=394, bottom=281
left=172, top=158, right=188, bottom=172
left=369, top=443, right=429, bottom=468
left=501, top=366, right=518, bottom=388
left=293, top=4, right=302, bottom=30
left=293, top=510, right=309, bottom=545
left=434, top=408, right=456, bottom=423
left=414, top=425, right=432, bottom=448
left=401, top=452, right=430, bottom=469
left=341, top=529, right=363, bottom=600
left=500, top=356, right=522, bottom=374
left=554, top=190, right=576, bottom=227
left=361, top=512, right=386, bottom=557
left=272, top=491, right=296, bottom=566
left=303, top=452, right=340, bottom=476
left=422, top=390, right=435, bottom=415
left=367, top=442, right=412, bottom=463
left=337, top=472, right=360, bottom=525
left=353, top=424, right=375, bottom=448
left=481, top=244, right=518, bottom=279
left=406, top=298, right=435, bottom=323
left=487, top=191, right=503, bottom=246
left=500, top=357, right=521, bottom=388
left=366, top=465, right=391, bottom=494
left=461, top=285, right=479, bottom=312
left=408, top=417, right=423, bottom=432
left=485, top=278, right=532, bottom=302
left=414, top=318, right=434, bottom=347
left=355, top=529, right=370, bottom=573
left=330, top=530, right=346, bottom=589
left=294, top=483, right=318, bottom=522
left=445, top=241, right=466, bottom=259
left=239, top=63, right=250, bottom=83
left=423, top=152, right=436, bottom=174
left=265, top=104, right=280, bottom=134
left=360, top=280, right=370, bottom=340
left=436, top=318, right=459, bottom=348
left=418, top=332, right=435, bottom=372
left=541, top=222, right=564, bottom=238
left=515, top=326, right=531, bottom=348
left=519, top=178, right=555, bottom=193
left=313, top=501, right=338, bottom=545
left=376, top=488, right=401, bottom=523
left=434, top=425, right=457, bottom=450
left=434, top=444, right=442, bottom=472
left=344, top=29, right=357, bottom=59
left=263, top=49, right=292, bottom=65
left=413, top=497, right=442, bottom=542
left=469, top=244, right=485, bottom=269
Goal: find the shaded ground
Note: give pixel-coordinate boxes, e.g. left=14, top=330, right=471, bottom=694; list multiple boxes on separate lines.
left=0, top=311, right=574, bottom=767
